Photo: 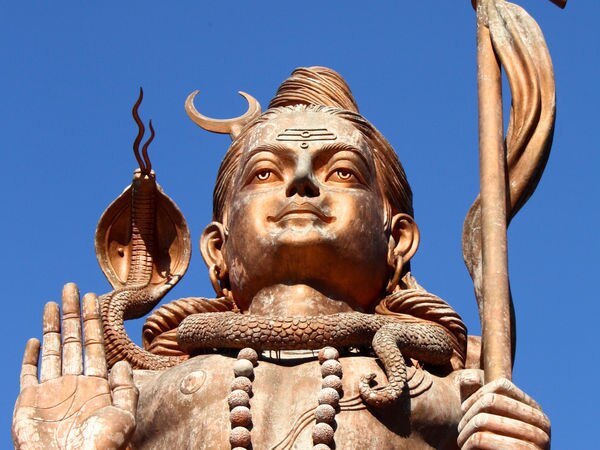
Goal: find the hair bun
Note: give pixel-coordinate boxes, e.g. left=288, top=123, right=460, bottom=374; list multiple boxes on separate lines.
left=268, top=66, right=359, bottom=113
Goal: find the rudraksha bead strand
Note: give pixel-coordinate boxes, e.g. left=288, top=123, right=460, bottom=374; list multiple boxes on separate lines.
left=313, top=347, right=342, bottom=449
left=229, top=348, right=258, bottom=449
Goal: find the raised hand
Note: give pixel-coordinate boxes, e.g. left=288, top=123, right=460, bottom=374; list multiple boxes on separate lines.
left=12, top=283, right=138, bottom=450
left=458, top=374, right=551, bottom=449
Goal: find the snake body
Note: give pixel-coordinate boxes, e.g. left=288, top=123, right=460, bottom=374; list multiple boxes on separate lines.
left=178, top=311, right=452, bottom=407
left=99, top=165, right=188, bottom=370
left=101, top=286, right=186, bottom=370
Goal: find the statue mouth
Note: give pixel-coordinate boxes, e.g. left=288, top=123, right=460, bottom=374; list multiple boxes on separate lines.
left=267, top=202, right=335, bottom=223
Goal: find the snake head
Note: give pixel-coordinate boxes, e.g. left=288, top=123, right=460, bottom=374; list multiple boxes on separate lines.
left=360, top=372, right=377, bottom=386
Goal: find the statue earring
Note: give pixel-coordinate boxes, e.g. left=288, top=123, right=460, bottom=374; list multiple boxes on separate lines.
left=210, top=264, right=240, bottom=311
left=385, top=255, right=403, bottom=294
left=209, top=264, right=225, bottom=298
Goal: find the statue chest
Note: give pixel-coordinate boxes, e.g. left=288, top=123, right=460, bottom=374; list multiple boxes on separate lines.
left=131, top=354, right=462, bottom=449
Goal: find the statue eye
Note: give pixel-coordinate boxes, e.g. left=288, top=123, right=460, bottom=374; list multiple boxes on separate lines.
left=247, top=164, right=281, bottom=186
left=255, top=169, right=272, bottom=182
left=328, top=168, right=357, bottom=183
left=336, top=169, right=353, bottom=180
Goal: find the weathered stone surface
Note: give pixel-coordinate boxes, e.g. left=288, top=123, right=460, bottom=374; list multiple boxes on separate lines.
left=130, top=354, right=465, bottom=449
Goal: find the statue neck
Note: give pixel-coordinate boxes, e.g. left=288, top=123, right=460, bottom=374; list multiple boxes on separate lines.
left=245, top=284, right=359, bottom=316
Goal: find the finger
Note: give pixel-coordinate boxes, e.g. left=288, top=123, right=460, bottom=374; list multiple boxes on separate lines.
left=40, top=302, right=61, bottom=382
left=20, top=338, right=40, bottom=391
left=459, top=392, right=551, bottom=435
left=462, top=378, right=541, bottom=413
left=462, top=431, right=539, bottom=450
left=82, top=293, right=107, bottom=378
left=456, top=368, right=484, bottom=403
left=457, top=412, right=550, bottom=449
left=109, top=361, right=138, bottom=415
left=62, top=283, right=83, bottom=375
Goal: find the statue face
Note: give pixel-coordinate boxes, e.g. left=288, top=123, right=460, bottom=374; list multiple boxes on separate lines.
left=221, top=110, right=391, bottom=311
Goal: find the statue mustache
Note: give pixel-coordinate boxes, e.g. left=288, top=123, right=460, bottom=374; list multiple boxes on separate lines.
left=267, top=201, right=335, bottom=223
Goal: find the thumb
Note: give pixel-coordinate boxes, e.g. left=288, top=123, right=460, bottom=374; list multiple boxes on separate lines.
left=109, top=361, right=138, bottom=416
left=455, top=368, right=484, bottom=403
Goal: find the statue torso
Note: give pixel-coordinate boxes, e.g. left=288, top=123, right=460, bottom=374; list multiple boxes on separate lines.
left=132, top=353, right=464, bottom=449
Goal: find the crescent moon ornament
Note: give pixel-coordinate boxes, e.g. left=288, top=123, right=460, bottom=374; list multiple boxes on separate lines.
left=185, top=90, right=261, bottom=140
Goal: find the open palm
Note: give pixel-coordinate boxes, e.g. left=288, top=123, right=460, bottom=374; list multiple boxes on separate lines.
left=12, top=284, right=137, bottom=450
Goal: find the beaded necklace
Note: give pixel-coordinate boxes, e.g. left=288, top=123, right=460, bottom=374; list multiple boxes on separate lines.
left=228, top=346, right=343, bottom=450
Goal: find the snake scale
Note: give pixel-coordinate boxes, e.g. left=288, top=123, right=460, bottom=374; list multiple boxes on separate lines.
left=178, top=311, right=453, bottom=407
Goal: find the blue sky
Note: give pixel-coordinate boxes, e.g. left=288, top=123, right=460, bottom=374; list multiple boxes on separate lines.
left=2, top=2, right=598, bottom=448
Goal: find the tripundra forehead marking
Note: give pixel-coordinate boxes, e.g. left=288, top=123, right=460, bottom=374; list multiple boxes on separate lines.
left=276, top=128, right=337, bottom=142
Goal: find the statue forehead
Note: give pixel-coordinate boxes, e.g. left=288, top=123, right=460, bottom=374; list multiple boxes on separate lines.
left=245, top=110, right=364, bottom=149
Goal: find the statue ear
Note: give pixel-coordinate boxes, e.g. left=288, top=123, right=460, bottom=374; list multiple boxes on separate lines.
left=386, top=214, right=419, bottom=293
left=200, top=222, right=227, bottom=270
left=387, top=213, right=420, bottom=267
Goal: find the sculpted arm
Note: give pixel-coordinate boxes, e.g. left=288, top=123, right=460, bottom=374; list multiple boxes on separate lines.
left=12, top=283, right=138, bottom=450
left=457, top=370, right=550, bottom=449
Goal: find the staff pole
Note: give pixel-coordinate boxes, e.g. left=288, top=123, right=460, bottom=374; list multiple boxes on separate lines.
left=471, top=0, right=566, bottom=383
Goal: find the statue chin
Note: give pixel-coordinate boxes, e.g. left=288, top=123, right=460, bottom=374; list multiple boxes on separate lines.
left=222, top=222, right=391, bottom=312
left=224, top=243, right=390, bottom=313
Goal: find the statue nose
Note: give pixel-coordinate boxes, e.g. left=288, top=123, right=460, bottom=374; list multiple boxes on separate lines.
left=285, top=158, right=320, bottom=198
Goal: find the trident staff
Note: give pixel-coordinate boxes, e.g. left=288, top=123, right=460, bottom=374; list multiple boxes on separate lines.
left=464, top=0, right=565, bottom=383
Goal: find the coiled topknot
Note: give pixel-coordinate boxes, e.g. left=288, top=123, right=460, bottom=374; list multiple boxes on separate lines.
left=268, top=66, right=359, bottom=113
